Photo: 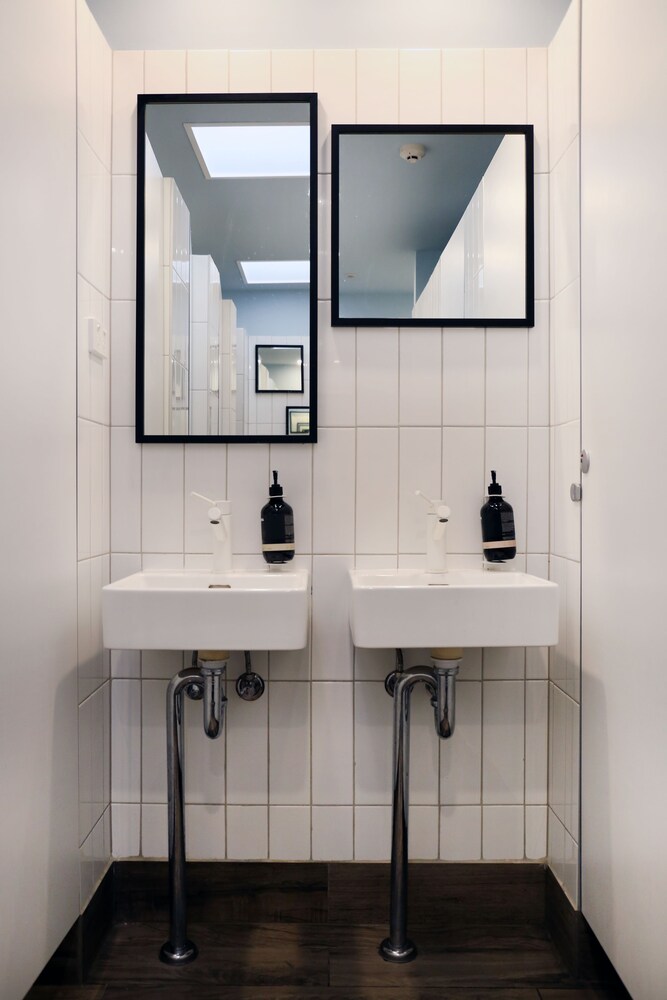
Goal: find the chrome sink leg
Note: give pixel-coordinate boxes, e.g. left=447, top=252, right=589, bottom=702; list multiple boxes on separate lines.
left=159, top=666, right=203, bottom=966
left=380, top=666, right=435, bottom=964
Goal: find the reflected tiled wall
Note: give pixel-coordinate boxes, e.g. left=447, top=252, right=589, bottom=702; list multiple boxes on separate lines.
left=76, top=0, right=112, bottom=909
left=547, top=0, right=582, bottom=906
left=109, top=45, right=553, bottom=863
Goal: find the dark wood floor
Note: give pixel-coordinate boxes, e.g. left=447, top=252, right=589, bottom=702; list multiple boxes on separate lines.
left=26, top=863, right=626, bottom=1000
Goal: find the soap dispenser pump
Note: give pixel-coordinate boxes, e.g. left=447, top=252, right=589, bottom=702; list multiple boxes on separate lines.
left=261, top=471, right=295, bottom=565
left=480, top=470, right=516, bottom=563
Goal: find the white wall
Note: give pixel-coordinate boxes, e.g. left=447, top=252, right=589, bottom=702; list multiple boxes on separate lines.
left=0, top=2, right=79, bottom=997
left=546, top=0, right=582, bottom=906
left=109, top=46, right=553, bottom=865
left=580, top=0, right=667, bottom=995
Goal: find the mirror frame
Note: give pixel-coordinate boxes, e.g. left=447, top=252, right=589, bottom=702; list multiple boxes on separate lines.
left=135, top=92, right=318, bottom=443
left=330, top=123, right=534, bottom=328
left=255, top=344, right=305, bottom=394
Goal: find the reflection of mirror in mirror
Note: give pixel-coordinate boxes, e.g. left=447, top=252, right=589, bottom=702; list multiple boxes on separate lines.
left=286, top=407, right=310, bottom=436
left=256, top=345, right=304, bottom=393
left=137, top=94, right=317, bottom=441
left=332, top=125, right=533, bottom=327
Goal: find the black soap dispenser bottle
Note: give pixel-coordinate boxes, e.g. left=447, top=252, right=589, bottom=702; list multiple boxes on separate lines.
left=261, top=471, right=295, bottom=565
left=480, top=470, right=517, bottom=563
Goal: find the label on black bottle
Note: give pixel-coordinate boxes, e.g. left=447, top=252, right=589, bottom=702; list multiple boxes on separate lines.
left=262, top=542, right=296, bottom=552
left=483, top=539, right=516, bottom=549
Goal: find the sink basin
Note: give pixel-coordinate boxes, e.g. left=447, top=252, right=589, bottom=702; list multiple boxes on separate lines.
left=103, top=568, right=309, bottom=651
left=349, top=568, right=558, bottom=648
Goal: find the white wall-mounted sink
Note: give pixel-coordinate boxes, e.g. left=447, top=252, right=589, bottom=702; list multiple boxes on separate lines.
left=349, top=568, right=558, bottom=648
left=103, top=568, right=309, bottom=651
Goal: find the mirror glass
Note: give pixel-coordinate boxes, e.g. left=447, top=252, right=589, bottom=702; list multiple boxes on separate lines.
left=136, top=93, right=317, bottom=442
left=332, top=125, right=533, bottom=327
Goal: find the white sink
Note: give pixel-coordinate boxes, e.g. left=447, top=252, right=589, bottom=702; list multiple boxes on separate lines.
left=349, top=568, right=558, bottom=649
left=103, top=568, right=309, bottom=651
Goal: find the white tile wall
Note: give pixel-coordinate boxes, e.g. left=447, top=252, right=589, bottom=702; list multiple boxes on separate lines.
left=105, top=42, right=560, bottom=867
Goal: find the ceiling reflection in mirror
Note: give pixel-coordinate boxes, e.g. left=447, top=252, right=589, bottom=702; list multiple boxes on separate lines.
left=331, top=125, right=533, bottom=328
left=136, top=94, right=317, bottom=442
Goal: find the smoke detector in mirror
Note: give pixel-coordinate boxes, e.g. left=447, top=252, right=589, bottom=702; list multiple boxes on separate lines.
left=400, top=143, right=426, bottom=163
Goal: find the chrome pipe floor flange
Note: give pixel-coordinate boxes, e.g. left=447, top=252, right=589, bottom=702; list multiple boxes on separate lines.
left=159, top=939, right=198, bottom=965
left=379, top=937, right=417, bottom=963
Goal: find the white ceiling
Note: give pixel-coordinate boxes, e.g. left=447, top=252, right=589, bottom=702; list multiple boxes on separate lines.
left=86, top=0, right=571, bottom=50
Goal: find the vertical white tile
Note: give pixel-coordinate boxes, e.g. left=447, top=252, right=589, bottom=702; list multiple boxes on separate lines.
left=184, top=445, right=227, bottom=554
left=144, top=51, right=186, bottom=92
left=318, top=173, right=331, bottom=301
left=269, top=806, right=311, bottom=860
left=553, top=420, right=580, bottom=561
left=482, top=681, right=525, bottom=804
left=482, top=805, right=524, bottom=859
left=547, top=0, right=580, bottom=169
left=226, top=695, right=268, bottom=804
left=271, top=50, right=313, bottom=91
left=527, top=48, right=549, bottom=173
left=440, top=682, right=482, bottom=805
left=78, top=419, right=92, bottom=559
left=565, top=557, right=581, bottom=702
left=112, top=51, right=143, bottom=176
left=268, top=444, right=312, bottom=554
left=111, top=300, right=135, bottom=427
left=314, top=50, right=356, bottom=172
left=550, top=138, right=580, bottom=296
left=111, top=679, right=141, bottom=803
left=186, top=50, right=229, bottom=92
left=141, top=804, right=168, bottom=857
left=80, top=828, right=94, bottom=909
left=269, top=682, right=310, bottom=805
left=354, top=806, right=392, bottom=861
left=443, top=329, right=485, bottom=426
left=313, top=428, right=356, bottom=553
left=356, top=330, right=399, bottom=426
left=270, top=627, right=311, bottom=682
left=440, top=805, right=481, bottom=860
left=410, top=686, right=441, bottom=805
left=141, top=445, right=183, bottom=552
left=227, top=806, right=268, bottom=860
left=311, top=555, right=354, bottom=680
left=534, top=174, right=550, bottom=302
left=78, top=134, right=111, bottom=298
left=111, top=174, right=136, bottom=300
left=90, top=422, right=106, bottom=557
left=318, top=301, right=356, bottom=427
left=141, top=679, right=168, bottom=803
left=312, top=806, right=353, bottom=861
left=526, top=680, right=548, bottom=805
left=485, top=427, right=528, bottom=552
left=398, top=428, right=442, bottom=555
left=141, top=649, right=183, bottom=679
left=563, top=825, right=579, bottom=906
left=527, top=427, right=549, bottom=552
left=112, top=803, right=140, bottom=858
left=442, top=49, right=484, bottom=123
left=184, top=694, right=225, bottom=805
left=525, top=804, right=548, bottom=859
left=484, top=49, right=527, bottom=124
left=354, top=682, right=393, bottom=805
left=356, top=429, right=398, bottom=554
left=109, top=431, right=141, bottom=553
left=486, top=330, right=528, bottom=426
left=442, top=427, right=485, bottom=553
left=484, top=647, right=525, bottom=681
left=548, top=807, right=566, bottom=885
left=227, top=444, right=269, bottom=554
left=528, top=300, right=550, bottom=427
left=399, top=328, right=442, bottom=425
left=399, top=50, right=441, bottom=123
left=356, top=50, right=399, bottom=123
left=551, top=277, right=580, bottom=426
left=312, top=682, right=353, bottom=803
left=408, top=806, right=439, bottom=860
left=184, top=805, right=226, bottom=859
left=229, top=50, right=271, bottom=91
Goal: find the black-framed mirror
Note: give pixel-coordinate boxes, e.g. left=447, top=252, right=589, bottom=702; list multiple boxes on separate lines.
left=255, top=344, right=304, bottom=393
left=331, top=124, right=534, bottom=328
left=136, top=92, right=318, bottom=442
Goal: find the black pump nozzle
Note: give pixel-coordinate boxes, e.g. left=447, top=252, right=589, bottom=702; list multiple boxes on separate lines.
left=269, top=470, right=283, bottom=497
left=488, top=470, right=502, bottom=495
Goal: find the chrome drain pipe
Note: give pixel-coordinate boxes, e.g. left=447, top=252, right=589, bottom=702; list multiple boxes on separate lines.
left=160, top=651, right=229, bottom=966
left=380, top=649, right=461, bottom=965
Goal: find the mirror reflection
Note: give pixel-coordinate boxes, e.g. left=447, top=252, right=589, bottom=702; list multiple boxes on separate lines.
left=137, top=94, right=317, bottom=441
left=332, top=125, right=533, bottom=327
